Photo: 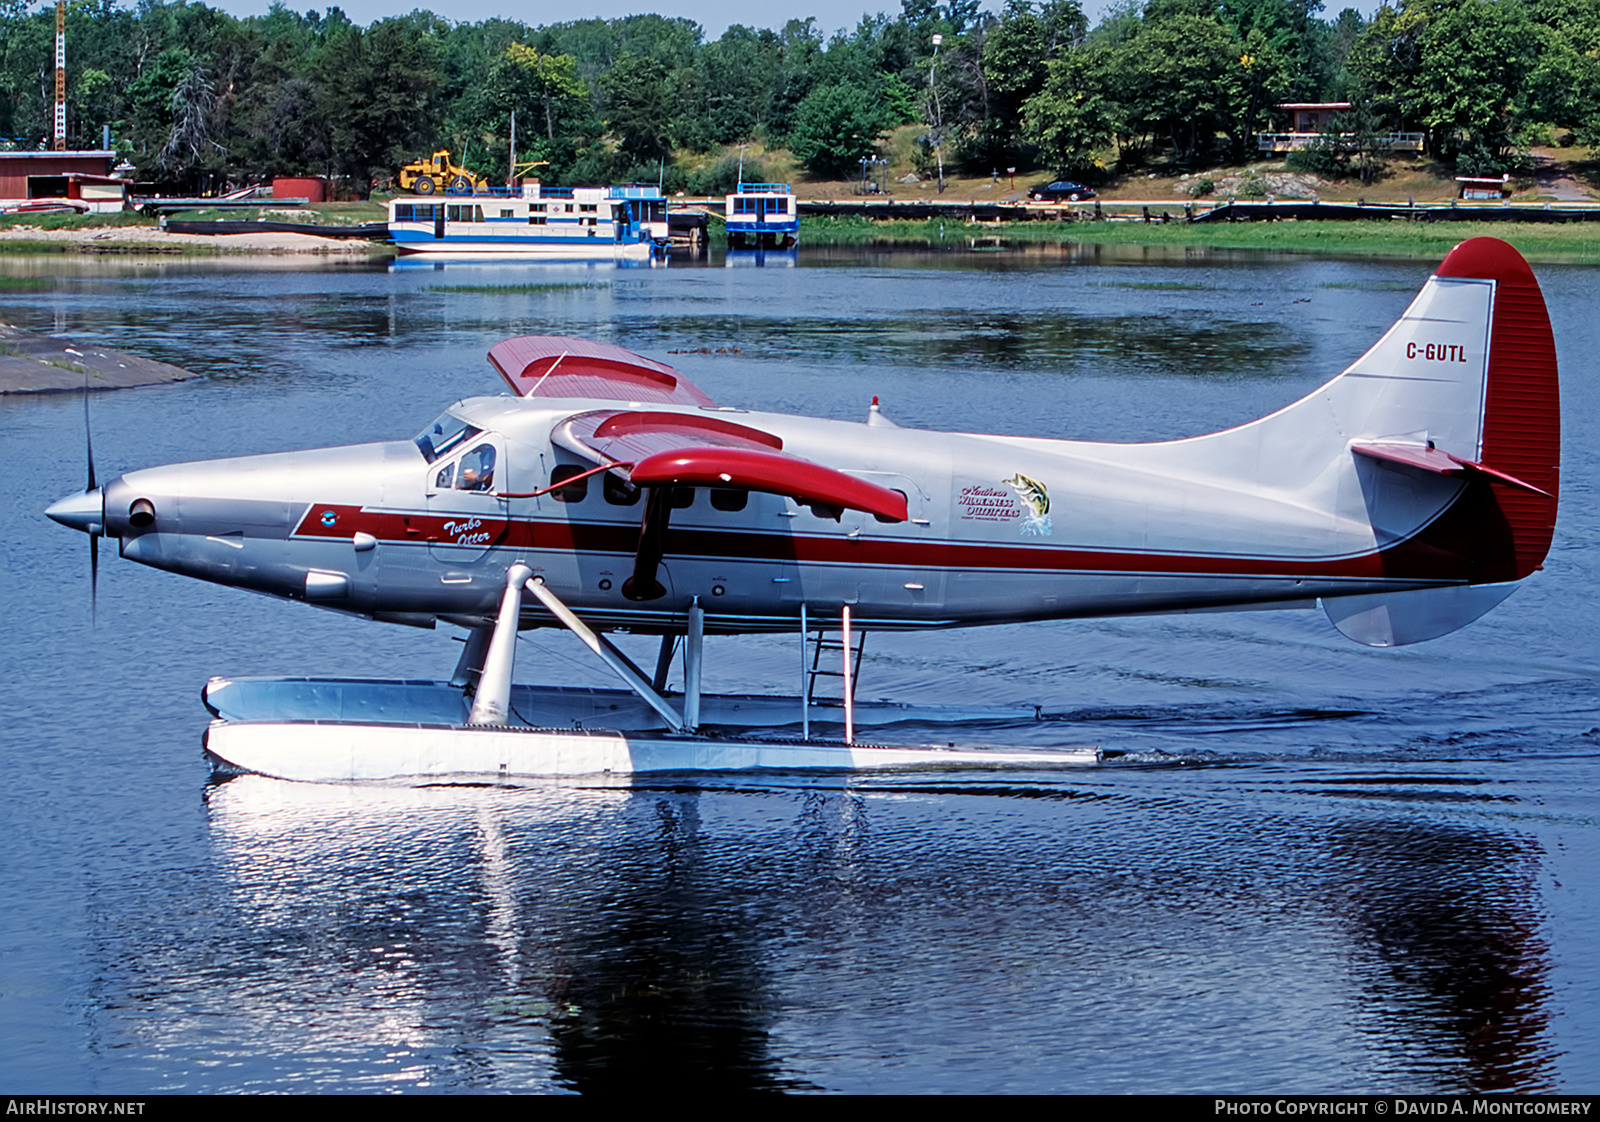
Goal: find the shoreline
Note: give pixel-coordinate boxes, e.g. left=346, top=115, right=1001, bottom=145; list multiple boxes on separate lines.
left=0, top=223, right=392, bottom=257
left=799, top=215, right=1600, bottom=263
left=6, top=212, right=1600, bottom=265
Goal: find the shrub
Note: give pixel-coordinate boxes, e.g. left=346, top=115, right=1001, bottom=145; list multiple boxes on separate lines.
left=1286, top=143, right=1343, bottom=177
left=687, top=155, right=770, bottom=196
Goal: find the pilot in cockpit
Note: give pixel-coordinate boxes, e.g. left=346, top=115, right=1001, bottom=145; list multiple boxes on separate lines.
left=457, top=445, right=496, bottom=492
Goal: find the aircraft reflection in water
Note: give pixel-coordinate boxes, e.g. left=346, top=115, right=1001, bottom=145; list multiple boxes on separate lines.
left=46, top=238, right=1560, bottom=782
left=182, top=774, right=1556, bottom=1092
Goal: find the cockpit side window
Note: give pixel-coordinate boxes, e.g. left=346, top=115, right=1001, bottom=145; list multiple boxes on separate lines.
left=414, top=413, right=482, bottom=463
left=456, top=444, right=496, bottom=492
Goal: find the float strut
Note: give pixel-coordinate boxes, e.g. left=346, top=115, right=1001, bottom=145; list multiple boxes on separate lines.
left=799, top=603, right=809, bottom=741
left=841, top=604, right=854, bottom=746
left=652, top=634, right=678, bottom=693
left=467, top=563, right=533, bottom=725
left=684, top=596, right=704, bottom=732
left=450, top=623, right=494, bottom=689
left=523, top=576, right=686, bottom=732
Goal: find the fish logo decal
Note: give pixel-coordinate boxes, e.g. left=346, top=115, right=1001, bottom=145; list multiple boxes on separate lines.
left=1005, top=472, right=1052, bottom=537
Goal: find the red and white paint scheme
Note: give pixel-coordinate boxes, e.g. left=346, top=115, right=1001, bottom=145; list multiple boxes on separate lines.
left=47, top=237, right=1560, bottom=781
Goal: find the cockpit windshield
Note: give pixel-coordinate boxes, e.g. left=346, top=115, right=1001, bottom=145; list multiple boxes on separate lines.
left=414, top=413, right=482, bottom=463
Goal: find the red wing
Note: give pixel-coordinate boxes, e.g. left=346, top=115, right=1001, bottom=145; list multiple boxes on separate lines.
left=551, top=409, right=907, bottom=522
left=488, top=336, right=716, bottom=406
left=632, top=447, right=908, bottom=522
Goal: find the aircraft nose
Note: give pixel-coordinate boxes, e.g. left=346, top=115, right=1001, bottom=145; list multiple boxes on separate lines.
left=46, top=488, right=104, bottom=535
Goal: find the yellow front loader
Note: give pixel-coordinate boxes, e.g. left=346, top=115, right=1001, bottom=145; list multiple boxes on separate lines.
left=398, top=150, right=488, bottom=195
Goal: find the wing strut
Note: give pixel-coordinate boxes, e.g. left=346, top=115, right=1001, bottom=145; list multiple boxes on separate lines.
left=623, top=484, right=674, bottom=602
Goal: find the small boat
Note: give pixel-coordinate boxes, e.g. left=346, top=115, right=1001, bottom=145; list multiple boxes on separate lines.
left=724, top=181, right=798, bottom=248
left=387, top=182, right=669, bottom=258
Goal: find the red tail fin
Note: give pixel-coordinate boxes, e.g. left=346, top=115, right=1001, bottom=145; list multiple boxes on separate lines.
left=1432, top=237, right=1561, bottom=580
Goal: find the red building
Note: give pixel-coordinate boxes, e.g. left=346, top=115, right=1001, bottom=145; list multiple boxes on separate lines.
left=0, top=149, right=125, bottom=211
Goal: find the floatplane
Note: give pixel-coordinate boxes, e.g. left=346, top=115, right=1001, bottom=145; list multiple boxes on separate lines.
left=47, top=237, right=1559, bottom=783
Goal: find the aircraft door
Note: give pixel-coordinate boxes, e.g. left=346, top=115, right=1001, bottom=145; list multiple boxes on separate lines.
left=426, top=435, right=510, bottom=563
left=846, top=471, right=944, bottom=614
left=782, top=472, right=945, bottom=615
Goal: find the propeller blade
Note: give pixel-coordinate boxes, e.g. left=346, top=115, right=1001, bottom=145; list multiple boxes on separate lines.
left=83, top=374, right=100, bottom=625
left=90, top=529, right=99, bottom=626
left=83, top=375, right=97, bottom=493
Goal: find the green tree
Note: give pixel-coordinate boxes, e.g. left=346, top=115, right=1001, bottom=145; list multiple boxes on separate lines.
left=1113, top=12, right=1245, bottom=161
left=789, top=81, right=885, bottom=176
left=699, top=25, right=781, bottom=145
left=1228, top=26, right=1295, bottom=158
left=1349, top=0, right=1541, bottom=168
left=600, top=54, right=676, bottom=163
left=317, top=16, right=445, bottom=195
left=1023, top=45, right=1112, bottom=172
left=978, top=1, right=1090, bottom=165
left=498, top=44, right=588, bottom=143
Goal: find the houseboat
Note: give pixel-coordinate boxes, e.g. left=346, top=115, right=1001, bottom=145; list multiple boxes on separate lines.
left=724, top=181, right=798, bottom=248
left=387, top=182, right=669, bottom=258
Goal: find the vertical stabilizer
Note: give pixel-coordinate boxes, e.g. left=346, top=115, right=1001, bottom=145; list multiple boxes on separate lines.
left=1431, top=237, right=1561, bottom=580
left=1321, top=238, right=1559, bottom=644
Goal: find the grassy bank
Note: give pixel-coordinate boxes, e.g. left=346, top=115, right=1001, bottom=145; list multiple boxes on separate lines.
left=0, top=211, right=155, bottom=232
left=803, top=215, right=1600, bottom=263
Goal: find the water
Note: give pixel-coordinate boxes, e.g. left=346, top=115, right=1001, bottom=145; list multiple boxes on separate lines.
left=1, top=244, right=1596, bottom=1093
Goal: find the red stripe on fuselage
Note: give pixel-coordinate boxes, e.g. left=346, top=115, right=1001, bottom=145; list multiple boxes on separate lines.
left=292, top=501, right=1477, bottom=582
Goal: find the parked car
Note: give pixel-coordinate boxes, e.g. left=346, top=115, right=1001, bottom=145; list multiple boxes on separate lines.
left=1029, top=180, right=1097, bottom=202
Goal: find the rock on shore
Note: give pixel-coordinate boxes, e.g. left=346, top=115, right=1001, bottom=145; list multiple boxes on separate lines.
left=0, top=322, right=198, bottom=393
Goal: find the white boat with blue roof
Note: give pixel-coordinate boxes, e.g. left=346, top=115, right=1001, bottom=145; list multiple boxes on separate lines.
left=387, top=182, right=669, bottom=258
left=724, top=181, right=798, bottom=248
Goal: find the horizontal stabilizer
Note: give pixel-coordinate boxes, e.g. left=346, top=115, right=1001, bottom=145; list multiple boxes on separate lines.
left=488, top=336, right=716, bottom=406
left=1321, top=583, right=1517, bottom=647
left=1350, top=441, right=1552, bottom=497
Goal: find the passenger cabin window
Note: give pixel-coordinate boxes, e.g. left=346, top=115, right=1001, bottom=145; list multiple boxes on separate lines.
left=604, top=474, right=640, bottom=506
left=550, top=464, right=589, bottom=502
left=710, top=488, right=747, bottom=512
left=670, top=487, right=695, bottom=509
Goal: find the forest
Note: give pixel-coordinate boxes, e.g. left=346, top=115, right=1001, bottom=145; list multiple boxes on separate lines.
left=1, top=0, right=1598, bottom=194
